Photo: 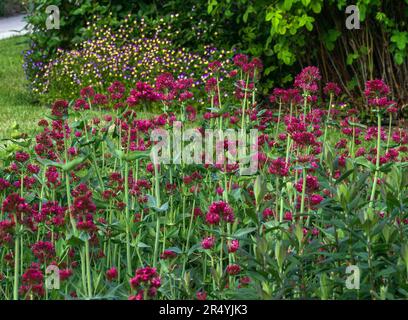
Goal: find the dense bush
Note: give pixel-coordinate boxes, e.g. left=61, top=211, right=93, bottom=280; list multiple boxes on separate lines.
left=208, top=0, right=408, bottom=108
left=24, top=0, right=220, bottom=58
left=24, top=1, right=408, bottom=113
left=1, top=52, right=408, bottom=299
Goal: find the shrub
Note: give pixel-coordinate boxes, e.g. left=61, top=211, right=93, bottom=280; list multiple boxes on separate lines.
left=207, top=0, right=408, bottom=108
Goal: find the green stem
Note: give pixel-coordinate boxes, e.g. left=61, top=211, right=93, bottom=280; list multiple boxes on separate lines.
left=275, top=100, right=282, bottom=140
left=13, top=228, right=20, bottom=300
left=367, top=112, right=382, bottom=218
left=153, top=163, right=161, bottom=268
left=321, top=95, right=333, bottom=162
left=124, top=161, right=132, bottom=275
left=300, top=168, right=307, bottom=220
left=181, top=196, right=196, bottom=278
left=85, top=239, right=92, bottom=298
left=386, top=114, right=392, bottom=152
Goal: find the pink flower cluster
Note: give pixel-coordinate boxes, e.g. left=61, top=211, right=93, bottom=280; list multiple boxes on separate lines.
left=129, top=266, right=161, bottom=300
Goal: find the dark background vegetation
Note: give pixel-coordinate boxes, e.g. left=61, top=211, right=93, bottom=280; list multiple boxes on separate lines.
left=0, top=0, right=24, bottom=16
left=21, top=0, right=408, bottom=117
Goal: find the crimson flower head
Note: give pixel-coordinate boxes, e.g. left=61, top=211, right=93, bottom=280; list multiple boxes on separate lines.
left=226, top=264, right=241, bottom=275
left=129, top=266, right=161, bottom=299
left=20, top=263, right=44, bottom=298
left=205, top=77, right=217, bottom=93
left=45, top=166, right=60, bottom=186
left=364, top=79, right=390, bottom=98
left=71, top=183, right=97, bottom=231
left=160, top=250, right=177, bottom=260
left=73, top=98, right=90, bottom=111
left=309, top=194, right=324, bottom=206
left=284, top=211, right=293, bottom=221
left=27, top=164, right=40, bottom=174
left=386, top=101, right=398, bottom=114
left=208, top=60, right=222, bottom=71
left=268, top=158, right=289, bottom=176
left=364, top=80, right=394, bottom=109
left=294, top=66, right=321, bottom=93
left=295, top=175, right=320, bottom=193
left=108, top=81, right=125, bottom=100
left=2, top=193, right=31, bottom=223
left=80, top=86, right=95, bottom=98
left=269, top=88, right=286, bottom=103
left=233, top=54, right=249, bottom=67
left=323, top=82, right=341, bottom=96
left=249, top=57, right=263, bottom=72
left=31, top=241, right=55, bottom=263
left=15, top=151, right=30, bottom=163
left=196, top=290, right=207, bottom=300
left=51, top=99, right=69, bottom=118
left=262, top=208, right=275, bottom=220
left=155, top=73, right=175, bottom=91
left=92, top=93, right=108, bottom=106
left=201, top=236, right=216, bottom=250
left=227, top=239, right=240, bottom=253
left=59, top=269, right=73, bottom=281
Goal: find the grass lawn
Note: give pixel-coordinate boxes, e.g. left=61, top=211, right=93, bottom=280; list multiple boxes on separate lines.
left=0, top=36, right=44, bottom=139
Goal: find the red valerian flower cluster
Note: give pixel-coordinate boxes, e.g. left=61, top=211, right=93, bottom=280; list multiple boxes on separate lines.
left=31, top=241, right=55, bottom=263
left=294, top=66, right=321, bottom=93
left=129, top=266, right=161, bottom=300
left=106, top=267, right=118, bottom=282
left=268, top=158, right=290, bottom=176
left=71, top=183, right=97, bottom=232
left=201, top=236, right=216, bottom=250
left=365, top=79, right=396, bottom=110
left=19, top=263, right=45, bottom=299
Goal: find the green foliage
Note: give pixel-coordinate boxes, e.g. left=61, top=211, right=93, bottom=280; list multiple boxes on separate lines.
left=24, top=1, right=408, bottom=106
left=207, top=0, right=408, bottom=98
left=29, top=17, right=233, bottom=104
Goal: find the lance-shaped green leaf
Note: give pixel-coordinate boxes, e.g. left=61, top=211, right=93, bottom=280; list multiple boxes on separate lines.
left=37, top=154, right=89, bottom=172
left=1, top=138, right=32, bottom=148
left=61, top=155, right=89, bottom=172
left=348, top=121, right=367, bottom=129
left=233, top=227, right=257, bottom=238
left=104, top=136, right=150, bottom=162
left=121, top=150, right=151, bottom=162
left=401, top=243, right=408, bottom=265
left=36, top=157, right=64, bottom=169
